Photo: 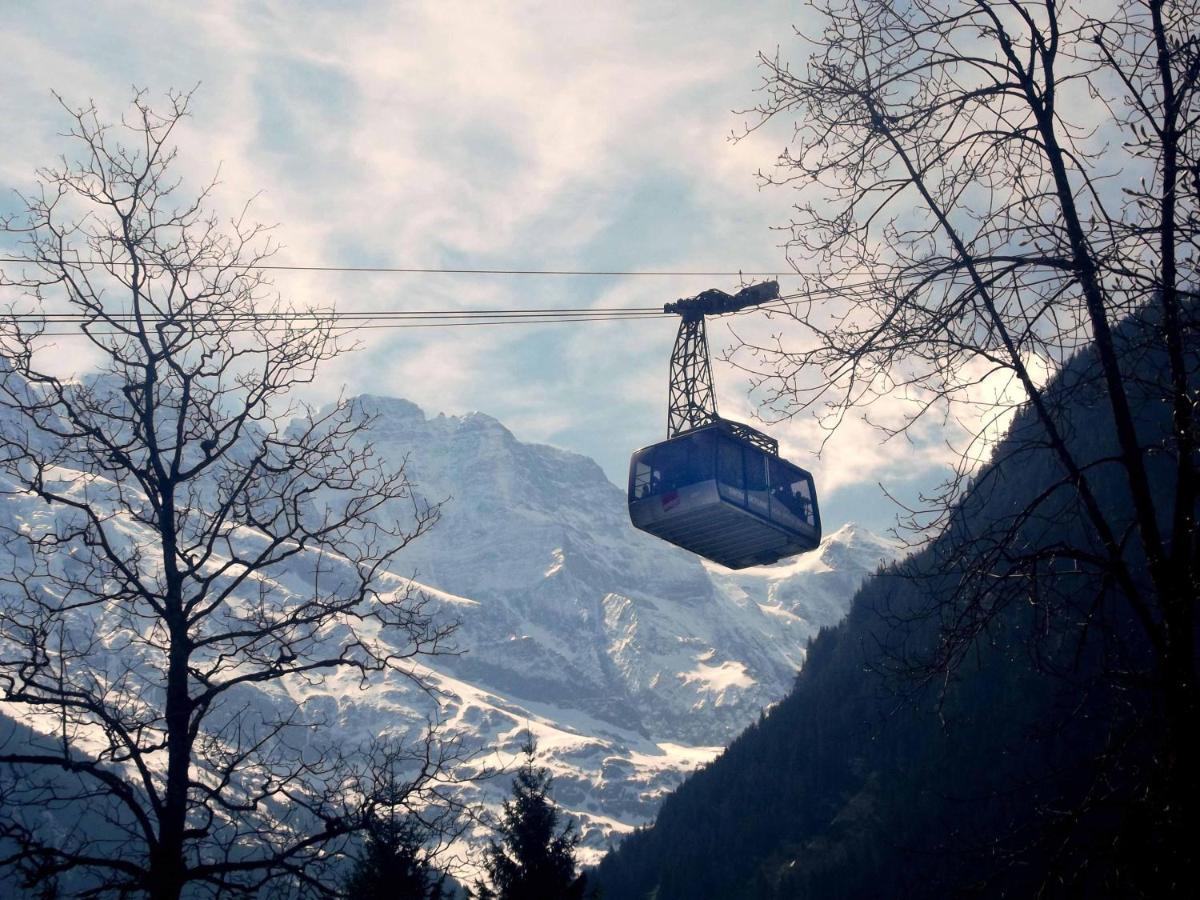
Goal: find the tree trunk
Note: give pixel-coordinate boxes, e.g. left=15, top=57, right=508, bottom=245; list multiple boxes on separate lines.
left=1159, top=589, right=1200, bottom=893
left=153, top=484, right=191, bottom=900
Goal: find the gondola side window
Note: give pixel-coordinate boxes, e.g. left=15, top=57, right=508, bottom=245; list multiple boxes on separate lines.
left=717, top=437, right=745, bottom=504
left=769, top=456, right=816, bottom=529
left=745, top=449, right=769, bottom=516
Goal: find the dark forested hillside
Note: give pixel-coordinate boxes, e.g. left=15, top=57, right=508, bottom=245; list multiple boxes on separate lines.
left=594, top=307, right=1198, bottom=899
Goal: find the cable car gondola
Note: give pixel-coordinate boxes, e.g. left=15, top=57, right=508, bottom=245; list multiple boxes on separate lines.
left=627, top=281, right=821, bottom=569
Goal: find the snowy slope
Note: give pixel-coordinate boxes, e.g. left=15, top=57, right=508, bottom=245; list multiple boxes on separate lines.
left=704, top=524, right=898, bottom=666
left=0, top=393, right=897, bottom=866
left=349, top=395, right=816, bottom=745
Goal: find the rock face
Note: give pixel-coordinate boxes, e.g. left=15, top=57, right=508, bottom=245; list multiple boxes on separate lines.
left=320, top=397, right=899, bottom=858
left=0, top=392, right=897, bottom=864
left=354, top=395, right=812, bottom=745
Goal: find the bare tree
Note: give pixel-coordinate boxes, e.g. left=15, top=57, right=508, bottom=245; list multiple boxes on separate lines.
left=0, top=90, right=460, bottom=898
left=734, top=0, right=1198, bottom=885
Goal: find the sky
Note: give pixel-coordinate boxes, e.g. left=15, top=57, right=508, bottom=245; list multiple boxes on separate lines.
left=0, top=0, right=956, bottom=535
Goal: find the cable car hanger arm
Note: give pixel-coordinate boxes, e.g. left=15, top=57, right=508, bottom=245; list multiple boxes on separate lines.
left=664, top=280, right=779, bottom=441
left=662, top=280, right=780, bottom=321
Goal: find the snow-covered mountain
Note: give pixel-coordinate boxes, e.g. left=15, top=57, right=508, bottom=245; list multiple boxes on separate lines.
left=0, top=393, right=898, bottom=866
left=351, top=395, right=825, bottom=745
left=704, top=524, right=898, bottom=666
left=289, top=396, right=898, bottom=860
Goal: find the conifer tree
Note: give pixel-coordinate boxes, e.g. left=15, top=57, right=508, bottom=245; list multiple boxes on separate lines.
left=473, top=739, right=586, bottom=900
left=344, top=816, right=448, bottom=900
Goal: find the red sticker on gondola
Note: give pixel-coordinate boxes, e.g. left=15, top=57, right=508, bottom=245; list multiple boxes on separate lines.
left=662, top=490, right=680, bottom=511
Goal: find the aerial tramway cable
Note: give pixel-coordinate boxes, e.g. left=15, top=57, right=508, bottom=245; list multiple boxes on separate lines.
left=3, top=254, right=1047, bottom=337
left=0, top=255, right=801, bottom=277
left=1, top=277, right=911, bottom=335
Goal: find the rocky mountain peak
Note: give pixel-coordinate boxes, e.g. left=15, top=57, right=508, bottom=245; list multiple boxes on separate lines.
left=0, top=389, right=899, bottom=865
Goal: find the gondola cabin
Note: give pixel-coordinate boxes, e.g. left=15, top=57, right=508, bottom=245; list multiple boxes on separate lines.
left=628, top=419, right=821, bottom=569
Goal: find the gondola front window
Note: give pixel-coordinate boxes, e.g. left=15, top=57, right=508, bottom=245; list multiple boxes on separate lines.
left=632, top=455, right=653, bottom=499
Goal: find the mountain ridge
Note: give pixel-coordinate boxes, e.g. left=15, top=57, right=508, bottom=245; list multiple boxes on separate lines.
left=0, top=389, right=896, bottom=870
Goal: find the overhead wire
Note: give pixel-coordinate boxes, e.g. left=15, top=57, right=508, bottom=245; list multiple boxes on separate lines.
left=5, top=311, right=673, bottom=335
left=2, top=275, right=904, bottom=325
left=1, top=264, right=1071, bottom=336
left=28, top=319, right=672, bottom=336
left=2, top=300, right=801, bottom=336
left=0, top=255, right=799, bottom=277
left=12, top=307, right=668, bottom=321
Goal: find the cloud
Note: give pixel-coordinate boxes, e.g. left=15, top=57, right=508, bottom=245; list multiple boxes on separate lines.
left=2, top=1, right=941, bottom=533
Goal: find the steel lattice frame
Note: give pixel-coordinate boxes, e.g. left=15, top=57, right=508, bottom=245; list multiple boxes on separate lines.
left=662, top=281, right=780, bottom=442
left=666, top=315, right=718, bottom=437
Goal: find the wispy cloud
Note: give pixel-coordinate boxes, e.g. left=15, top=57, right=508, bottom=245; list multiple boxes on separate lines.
left=0, top=1, right=942, bottom=532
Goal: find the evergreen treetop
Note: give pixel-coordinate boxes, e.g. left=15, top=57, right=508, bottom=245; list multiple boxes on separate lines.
left=473, top=739, right=586, bottom=900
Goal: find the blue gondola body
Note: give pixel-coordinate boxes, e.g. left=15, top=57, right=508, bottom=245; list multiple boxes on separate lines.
left=628, top=420, right=821, bottom=569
